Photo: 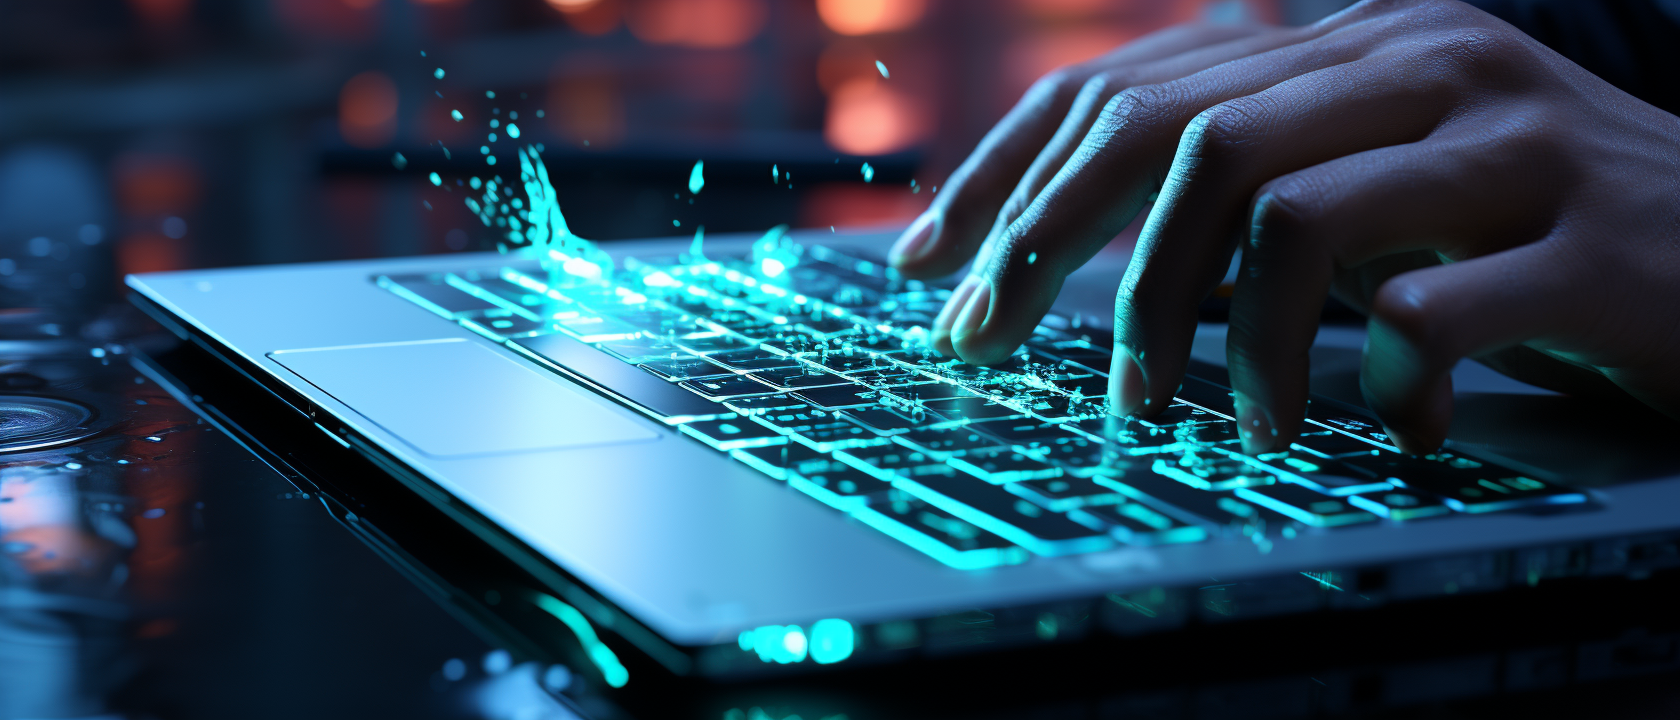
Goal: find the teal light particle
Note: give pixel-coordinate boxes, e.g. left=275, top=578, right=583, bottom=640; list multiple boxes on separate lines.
left=673, top=219, right=681, bottom=227
left=809, top=619, right=854, bottom=664
left=480, top=145, right=490, bottom=155
left=433, top=68, right=445, bottom=80
left=1027, top=252, right=1037, bottom=265
left=429, top=172, right=442, bottom=186
left=771, top=164, right=778, bottom=183
left=487, top=155, right=497, bottom=165
left=861, top=163, right=874, bottom=183
left=470, top=177, right=482, bottom=189
left=490, top=118, right=500, bottom=129
left=486, top=90, right=496, bottom=99
left=876, top=60, right=889, bottom=78
left=688, top=160, right=705, bottom=194
left=507, top=123, right=521, bottom=139
left=489, top=133, right=498, bottom=143
left=392, top=152, right=407, bottom=170
left=451, top=109, right=463, bottom=122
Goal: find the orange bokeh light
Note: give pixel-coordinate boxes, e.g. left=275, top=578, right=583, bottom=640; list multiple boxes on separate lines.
left=824, top=78, right=927, bottom=155
left=1012, top=0, right=1111, bottom=17
left=816, top=0, right=926, bottom=36
left=339, top=70, right=399, bottom=149
left=549, top=0, right=621, bottom=35
left=626, top=0, right=768, bottom=48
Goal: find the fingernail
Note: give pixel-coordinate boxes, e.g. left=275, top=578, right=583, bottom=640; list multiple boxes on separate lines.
left=1234, top=392, right=1278, bottom=454
left=951, top=277, right=992, bottom=344
left=930, top=275, right=980, bottom=356
left=889, top=214, right=936, bottom=267
left=1110, top=348, right=1146, bottom=416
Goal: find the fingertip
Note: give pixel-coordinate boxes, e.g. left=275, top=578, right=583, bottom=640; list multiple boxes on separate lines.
left=931, top=275, right=981, bottom=357
left=1234, top=392, right=1283, bottom=455
left=952, top=279, right=1013, bottom=365
left=1109, top=348, right=1146, bottom=417
left=889, top=213, right=938, bottom=270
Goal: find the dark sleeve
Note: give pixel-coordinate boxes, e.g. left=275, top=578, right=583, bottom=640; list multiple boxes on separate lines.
left=1465, top=0, right=1680, bottom=115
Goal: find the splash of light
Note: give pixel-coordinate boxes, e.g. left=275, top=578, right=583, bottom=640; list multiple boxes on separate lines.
left=688, top=160, right=705, bottom=194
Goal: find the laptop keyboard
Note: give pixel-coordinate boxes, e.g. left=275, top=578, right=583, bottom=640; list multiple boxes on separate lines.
left=377, top=245, right=1587, bottom=569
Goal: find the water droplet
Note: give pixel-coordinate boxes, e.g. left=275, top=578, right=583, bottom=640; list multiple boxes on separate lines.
left=451, top=109, right=464, bottom=122
left=433, top=68, right=445, bottom=80
left=688, top=160, right=705, bottom=194
left=861, top=163, right=874, bottom=183
left=876, top=60, right=890, bottom=78
left=506, top=123, right=520, bottom=139
left=429, top=172, right=442, bottom=186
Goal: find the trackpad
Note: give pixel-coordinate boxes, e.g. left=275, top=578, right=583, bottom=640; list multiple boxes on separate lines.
left=271, top=338, right=659, bottom=458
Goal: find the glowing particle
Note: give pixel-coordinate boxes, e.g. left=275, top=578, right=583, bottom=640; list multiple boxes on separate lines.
left=470, top=177, right=482, bottom=189
left=507, top=123, right=520, bottom=139
left=489, top=133, right=498, bottom=143
left=537, top=109, right=545, bottom=118
left=688, top=160, right=705, bottom=194
left=433, top=68, right=445, bottom=80
left=771, top=164, right=779, bottom=183
left=392, top=152, right=407, bottom=170
left=420, top=50, right=427, bottom=57
left=428, top=172, right=442, bottom=187
left=687, top=225, right=706, bottom=262
left=451, top=109, right=463, bottom=122
left=760, top=257, right=785, bottom=277
left=490, top=119, right=500, bottom=129
left=1027, top=252, right=1037, bottom=265
left=809, top=617, right=853, bottom=661
left=487, top=155, right=497, bottom=165
left=481, top=145, right=490, bottom=154
left=876, top=60, right=889, bottom=78
left=673, top=219, right=681, bottom=227
left=861, top=163, right=874, bottom=182
left=509, top=111, right=518, bottom=120
left=486, top=90, right=496, bottom=99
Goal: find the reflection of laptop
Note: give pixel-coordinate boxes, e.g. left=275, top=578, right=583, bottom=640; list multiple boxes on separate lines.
left=127, top=229, right=1680, bottom=716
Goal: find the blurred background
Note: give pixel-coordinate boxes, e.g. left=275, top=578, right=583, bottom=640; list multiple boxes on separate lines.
left=0, top=0, right=1357, bottom=330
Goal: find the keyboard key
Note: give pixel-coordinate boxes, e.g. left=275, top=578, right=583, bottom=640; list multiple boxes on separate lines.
left=1052, top=376, right=1109, bottom=399
left=975, top=420, right=1078, bottom=450
left=1174, top=377, right=1237, bottom=417
left=920, top=396, right=1027, bottom=423
left=1033, top=436, right=1115, bottom=476
left=511, top=334, right=726, bottom=423
left=787, top=421, right=889, bottom=452
left=1234, top=484, right=1377, bottom=527
left=676, top=332, right=755, bottom=355
left=788, top=465, right=895, bottom=510
left=1093, top=472, right=1294, bottom=535
left=730, top=443, right=832, bottom=481
left=1348, top=490, right=1452, bottom=521
left=722, top=394, right=805, bottom=415
left=1303, top=408, right=1400, bottom=452
left=752, top=407, right=830, bottom=433
left=883, top=382, right=980, bottom=403
left=599, top=337, right=686, bottom=362
left=1006, top=477, right=1125, bottom=512
left=462, top=314, right=550, bottom=339
left=838, top=406, right=929, bottom=435
left=749, top=367, right=854, bottom=391
left=1291, top=430, right=1386, bottom=459
left=639, top=355, right=728, bottom=381
left=1339, top=453, right=1587, bottom=513
left=895, top=425, right=1004, bottom=459
left=894, top=470, right=1114, bottom=556
left=1069, top=502, right=1208, bottom=546
left=833, top=444, right=947, bottom=481
left=705, top=347, right=802, bottom=372
left=850, top=493, right=1028, bottom=570
left=1250, top=450, right=1393, bottom=496
left=680, top=374, right=780, bottom=401
left=1136, top=402, right=1227, bottom=429
left=380, top=274, right=498, bottom=317
left=1149, top=451, right=1276, bottom=491
left=949, top=448, right=1063, bottom=484
left=680, top=417, right=785, bottom=451
left=791, top=384, right=879, bottom=411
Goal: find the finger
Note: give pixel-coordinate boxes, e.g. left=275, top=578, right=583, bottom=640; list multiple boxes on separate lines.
left=890, top=24, right=1291, bottom=279
left=1362, top=239, right=1600, bottom=453
left=947, top=24, right=1387, bottom=368
left=968, top=25, right=1303, bottom=272
left=1228, top=133, right=1561, bottom=454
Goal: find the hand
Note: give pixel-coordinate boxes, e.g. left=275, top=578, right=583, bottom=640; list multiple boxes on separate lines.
left=892, top=0, right=1680, bottom=455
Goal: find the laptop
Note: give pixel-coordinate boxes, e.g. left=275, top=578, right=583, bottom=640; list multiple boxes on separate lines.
left=124, top=225, right=1680, bottom=718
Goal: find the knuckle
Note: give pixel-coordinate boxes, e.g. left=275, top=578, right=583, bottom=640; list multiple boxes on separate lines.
left=1419, top=28, right=1525, bottom=79
left=1097, top=84, right=1174, bottom=135
left=1248, top=178, right=1323, bottom=249
left=1370, top=275, right=1443, bottom=347
left=1183, top=98, right=1272, bottom=164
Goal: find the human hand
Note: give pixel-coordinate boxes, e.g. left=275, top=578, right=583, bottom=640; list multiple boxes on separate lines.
left=891, top=0, right=1680, bottom=455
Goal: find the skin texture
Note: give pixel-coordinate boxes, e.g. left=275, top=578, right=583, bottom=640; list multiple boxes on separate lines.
left=890, top=0, right=1680, bottom=456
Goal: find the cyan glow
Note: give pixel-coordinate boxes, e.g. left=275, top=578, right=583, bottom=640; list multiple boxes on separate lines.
left=688, top=160, right=705, bottom=194
left=809, top=619, right=855, bottom=664
left=532, top=593, right=629, bottom=688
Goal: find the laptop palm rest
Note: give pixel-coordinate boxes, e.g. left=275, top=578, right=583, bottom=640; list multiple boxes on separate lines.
left=270, top=338, right=659, bottom=458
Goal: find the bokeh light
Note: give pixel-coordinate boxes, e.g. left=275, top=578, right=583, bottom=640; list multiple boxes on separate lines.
left=339, top=70, right=400, bottom=149
left=626, top=0, right=768, bottom=48
left=816, top=0, right=927, bottom=36
left=824, top=77, right=926, bottom=155
left=549, top=0, right=621, bottom=35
